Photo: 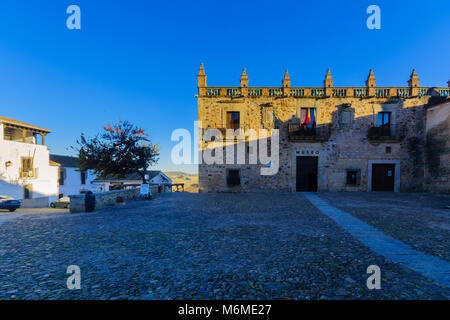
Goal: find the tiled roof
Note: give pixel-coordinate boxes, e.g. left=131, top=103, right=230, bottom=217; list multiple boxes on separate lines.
left=94, top=170, right=163, bottom=182
left=50, top=155, right=79, bottom=168
left=49, top=160, right=61, bottom=167
left=0, top=116, right=51, bottom=133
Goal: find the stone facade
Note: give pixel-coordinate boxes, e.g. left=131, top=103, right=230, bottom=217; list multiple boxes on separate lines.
left=196, top=65, right=450, bottom=193
left=424, top=100, right=450, bottom=193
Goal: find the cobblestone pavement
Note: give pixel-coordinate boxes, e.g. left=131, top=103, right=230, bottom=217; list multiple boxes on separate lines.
left=317, top=192, right=450, bottom=262
left=0, top=193, right=448, bottom=300
left=0, top=208, right=68, bottom=216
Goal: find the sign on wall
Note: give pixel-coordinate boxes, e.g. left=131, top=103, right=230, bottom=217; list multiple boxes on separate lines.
left=140, top=184, right=150, bottom=197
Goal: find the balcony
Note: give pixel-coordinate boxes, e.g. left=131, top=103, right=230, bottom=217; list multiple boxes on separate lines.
left=19, top=168, right=39, bottom=179
left=367, top=125, right=404, bottom=142
left=288, top=123, right=331, bottom=142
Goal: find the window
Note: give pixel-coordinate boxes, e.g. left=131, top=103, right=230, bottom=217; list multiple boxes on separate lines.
left=227, top=169, right=241, bottom=186
left=338, top=105, right=354, bottom=128
left=346, top=170, right=358, bottom=185
left=59, top=168, right=66, bottom=186
left=23, top=184, right=33, bottom=199
left=3, top=127, right=14, bottom=141
left=300, top=108, right=316, bottom=128
left=385, top=146, right=391, bottom=154
left=226, top=112, right=240, bottom=129
left=20, top=157, right=34, bottom=178
left=80, top=171, right=87, bottom=185
left=377, top=112, right=391, bottom=136
left=377, top=112, right=391, bottom=127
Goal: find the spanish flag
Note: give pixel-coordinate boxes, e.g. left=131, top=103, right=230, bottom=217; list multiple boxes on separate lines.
left=303, top=108, right=311, bottom=125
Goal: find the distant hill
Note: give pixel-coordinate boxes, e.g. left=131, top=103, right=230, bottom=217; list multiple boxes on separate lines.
left=165, top=171, right=192, bottom=178
left=164, top=171, right=199, bottom=193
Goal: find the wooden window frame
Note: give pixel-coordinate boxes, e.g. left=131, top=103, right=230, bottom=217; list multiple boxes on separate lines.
left=226, top=112, right=240, bottom=130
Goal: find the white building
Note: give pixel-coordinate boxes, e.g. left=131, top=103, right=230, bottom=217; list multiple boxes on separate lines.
left=0, top=116, right=59, bottom=207
left=49, top=155, right=97, bottom=197
left=93, top=171, right=172, bottom=192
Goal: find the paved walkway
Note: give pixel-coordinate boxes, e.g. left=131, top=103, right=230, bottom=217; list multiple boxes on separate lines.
left=0, top=193, right=448, bottom=299
left=0, top=214, right=21, bottom=227
left=304, top=193, right=450, bottom=288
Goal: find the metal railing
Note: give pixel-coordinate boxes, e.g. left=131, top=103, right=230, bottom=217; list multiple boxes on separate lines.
left=288, top=123, right=331, bottom=141
left=367, top=124, right=405, bottom=141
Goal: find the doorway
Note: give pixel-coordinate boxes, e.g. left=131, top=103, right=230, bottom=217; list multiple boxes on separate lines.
left=371, top=164, right=395, bottom=191
left=296, top=156, right=318, bottom=192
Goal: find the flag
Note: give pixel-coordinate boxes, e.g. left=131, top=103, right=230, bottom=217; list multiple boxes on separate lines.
left=303, top=108, right=311, bottom=125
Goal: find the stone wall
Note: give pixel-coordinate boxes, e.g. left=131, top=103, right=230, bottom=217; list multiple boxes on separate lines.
left=69, top=186, right=158, bottom=213
left=21, top=197, right=50, bottom=208
left=198, top=94, right=434, bottom=193
left=424, top=100, right=450, bottom=193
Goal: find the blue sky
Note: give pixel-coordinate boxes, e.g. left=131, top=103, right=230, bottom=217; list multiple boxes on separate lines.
left=0, top=0, right=449, bottom=174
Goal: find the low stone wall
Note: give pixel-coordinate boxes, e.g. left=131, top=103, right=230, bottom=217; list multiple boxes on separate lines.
left=21, top=197, right=50, bottom=208
left=69, top=186, right=158, bottom=213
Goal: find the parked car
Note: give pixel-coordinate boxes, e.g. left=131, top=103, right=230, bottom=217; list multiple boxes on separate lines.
left=51, top=197, right=70, bottom=209
left=0, top=196, right=21, bottom=212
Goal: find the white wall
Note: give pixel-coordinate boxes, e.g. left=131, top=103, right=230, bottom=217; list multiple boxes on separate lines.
left=149, top=174, right=170, bottom=184
left=0, top=123, right=59, bottom=204
left=91, top=173, right=172, bottom=192
left=59, top=167, right=96, bottom=197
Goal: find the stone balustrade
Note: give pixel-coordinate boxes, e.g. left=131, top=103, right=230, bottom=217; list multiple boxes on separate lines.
left=200, top=86, right=450, bottom=98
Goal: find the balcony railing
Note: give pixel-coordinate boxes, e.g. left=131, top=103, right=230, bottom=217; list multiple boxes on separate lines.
left=227, top=88, right=240, bottom=96
left=333, top=89, right=347, bottom=97
left=288, top=123, right=331, bottom=142
left=418, top=88, right=431, bottom=96
left=367, top=125, right=405, bottom=141
left=248, top=88, right=262, bottom=96
left=269, top=88, right=283, bottom=96
left=376, top=88, right=390, bottom=97
left=202, top=86, right=448, bottom=98
left=397, top=88, right=411, bottom=97
left=207, top=88, right=220, bottom=96
left=291, top=89, right=304, bottom=97
left=19, top=168, right=38, bottom=179
left=353, top=88, right=366, bottom=97
left=311, top=89, right=324, bottom=97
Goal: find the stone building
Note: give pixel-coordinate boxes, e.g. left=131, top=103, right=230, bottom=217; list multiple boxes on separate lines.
left=196, top=64, right=450, bottom=193
left=424, top=100, right=450, bottom=193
